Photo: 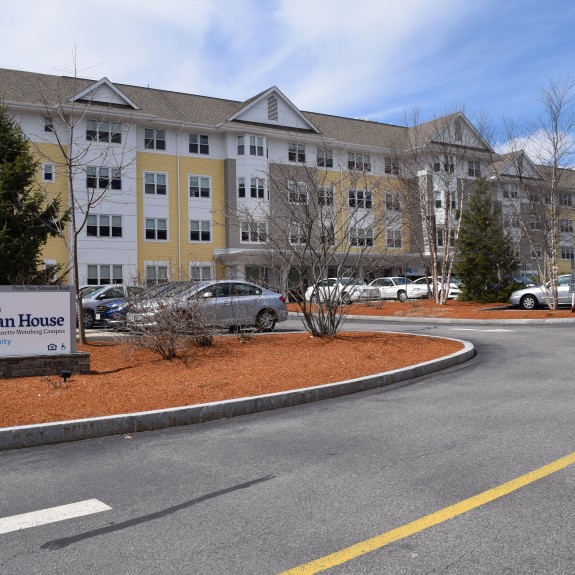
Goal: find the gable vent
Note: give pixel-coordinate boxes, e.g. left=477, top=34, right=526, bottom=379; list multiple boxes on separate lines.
left=268, top=95, right=278, bottom=121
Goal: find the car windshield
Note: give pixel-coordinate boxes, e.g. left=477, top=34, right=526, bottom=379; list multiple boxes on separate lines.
left=393, top=278, right=413, bottom=285
left=80, top=285, right=106, bottom=298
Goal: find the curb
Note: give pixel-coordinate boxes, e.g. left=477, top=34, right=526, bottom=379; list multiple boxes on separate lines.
left=0, top=337, right=475, bottom=451
left=288, top=311, right=575, bottom=325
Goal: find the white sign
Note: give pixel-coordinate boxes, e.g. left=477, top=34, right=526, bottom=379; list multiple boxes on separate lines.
left=0, top=286, right=75, bottom=357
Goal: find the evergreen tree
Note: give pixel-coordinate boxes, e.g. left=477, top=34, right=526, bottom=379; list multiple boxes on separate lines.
left=0, top=104, right=67, bottom=284
left=456, top=178, right=518, bottom=302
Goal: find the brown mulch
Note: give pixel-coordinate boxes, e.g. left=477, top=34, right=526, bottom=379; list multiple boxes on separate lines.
left=2, top=299, right=572, bottom=428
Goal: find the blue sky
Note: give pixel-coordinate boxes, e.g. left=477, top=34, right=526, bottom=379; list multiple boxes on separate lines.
left=1, top=0, right=574, bottom=144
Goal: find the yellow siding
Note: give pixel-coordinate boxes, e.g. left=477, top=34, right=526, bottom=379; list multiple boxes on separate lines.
left=33, top=143, right=70, bottom=272
left=137, top=153, right=225, bottom=279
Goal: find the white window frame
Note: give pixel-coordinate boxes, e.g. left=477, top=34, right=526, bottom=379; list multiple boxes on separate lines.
left=189, top=133, right=209, bottom=155
left=288, top=143, right=306, bottom=163
left=288, top=180, right=308, bottom=204
left=289, top=222, right=307, bottom=244
left=86, top=119, right=122, bottom=143
left=317, top=148, right=333, bottom=168
left=144, top=172, right=167, bottom=195
left=42, top=163, right=55, bottom=183
left=145, top=263, right=169, bottom=287
left=384, top=157, right=399, bottom=175
left=87, top=264, right=123, bottom=285
left=349, top=189, right=372, bottom=209
left=144, top=128, right=166, bottom=150
left=468, top=160, right=481, bottom=177
left=350, top=227, right=374, bottom=247
left=190, top=264, right=213, bottom=281
left=145, top=218, right=168, bottom=241
left=87, top=214, right=123, bottom=238
left=386, top=229, right=402, bottom=248
left=250, top=135, right=264, bottom=156
left=87, top=166, right=122, bottom=190
left=561, top=245, right=574, bottom=260
left=318, top=187, right=334, bottom=207
left=348, top=152, right=371, bottom=172
left=189, top=175, right=211, bottom=199
left=385, top=191, right=400, bottom=211
left=190, top=219, right=211, bottom=242
left=240, top=221, right=267, bottom=243
left=250, top=177, right=266, bottom=199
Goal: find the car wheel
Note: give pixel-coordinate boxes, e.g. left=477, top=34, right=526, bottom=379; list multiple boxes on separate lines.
left=83, top=309, right=95, bottom=329
left=397, top=290, right=407, bottom=302
left=310, top=293, right=319, bottom=304
left=256, top=309, right=277, bottom=332
left=520, top=294, right=539, bottom=310
left=340, top=292, right=352, bottom=305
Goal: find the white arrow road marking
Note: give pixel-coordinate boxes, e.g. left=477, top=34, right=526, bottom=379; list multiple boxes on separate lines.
left=0, top=499, right=111, bottom=535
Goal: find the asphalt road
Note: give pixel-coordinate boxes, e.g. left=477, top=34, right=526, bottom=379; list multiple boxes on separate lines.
left=2, top=318, right=575, bottom=574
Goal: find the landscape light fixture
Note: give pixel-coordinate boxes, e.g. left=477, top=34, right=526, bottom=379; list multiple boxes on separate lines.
left=60, top=370, right=72, bottom=382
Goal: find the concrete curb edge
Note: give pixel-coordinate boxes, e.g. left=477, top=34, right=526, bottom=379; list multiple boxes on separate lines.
left=0, top=337, right=475, bottom=451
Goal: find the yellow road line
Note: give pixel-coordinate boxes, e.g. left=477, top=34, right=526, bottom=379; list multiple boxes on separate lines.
left=278, top=450, right=575, bottom=574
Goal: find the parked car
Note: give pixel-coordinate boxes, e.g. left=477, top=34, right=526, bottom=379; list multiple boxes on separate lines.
left=509, top=274, right=573, bottom=309
left=412, top=276, right=462, bottom=299
left=126, top=280, right=288, bottom=331
left=100, top=281, right=196, bottom=328
left=80, top=284, right=143, bottom=328
left=369, top=277, right=429, bottom=302
left=304, top=277, right=380, bottom=304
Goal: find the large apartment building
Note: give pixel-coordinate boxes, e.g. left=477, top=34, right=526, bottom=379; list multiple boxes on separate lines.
left=1, top=68, right=574, bottom=290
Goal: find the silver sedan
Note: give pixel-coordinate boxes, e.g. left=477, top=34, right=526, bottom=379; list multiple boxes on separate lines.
left=509, top=274, right=573, bottom=309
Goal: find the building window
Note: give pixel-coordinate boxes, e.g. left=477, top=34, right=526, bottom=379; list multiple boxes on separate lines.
left=385, top=191, right=400, bottom=211
left=268, top=95, right=278, bottom=121
left=189, top=133, right=209, bottom=154
left=42, top=163, right=55, bottom=182
left=437, top=228, right=456, bottom=247
left=531, top=244, right=542, bottom=259
left=240, top=221, right=267, bottom=243
left=288, top=180, right=308, bottom=204
left=289, top=143, right=306, bottom=163
left=503, top=183, right=518, bottom=199
left=145, top=264, right=169, bottom=287
left=559, top=193, right=573, bottom=207
left=560, top=219, right=574, bottom=233
left=250, top=178, right=265, bottom=199
left=238, top=177, right=246, bottom=198
left=321, top=222, right=335, bottom=245
left=561, top=245, right=574, bottom=260
left=530, top=217, right=541, bottom=231
left=435, top=191, right=442, bottom=208
left=387, top=229, right=402, bottom=248
left=86, top=120, right=121, bottom=143
left=468, top=161, right=481, bottom=177
left=190, top=265, right=212, bottom=281
left=190, top=220, right=211, bottom=242
left=318, top=187, right=333, bottom=207
left=44, top=117, right=53, bottom=132
left=289, top=223, right=307, bottom=244
left=144, top=128, right=166, bottom=150
left=87, top=264, right=123, bottom=285
left=87, top=167, right=122, bottom=190
left=384, top=157, right=399, bottom=175
left=350, top=227, right=373, bottom=247
left=250, top=135, right=264, bottom=156
left=237, top=136, right=245, bottom=155
left=348, top=152, right=371, bottom=171
left=349, top=189, right=372, bottom=209
left=189, top=176, right=211, bottom=199
left=87, top=214, right=122, bottom=238
left=144, top=172, right=167, bottom=195
left=145, top=218, right=167, bottom=240
left=317, top=148, right=333, bottom=168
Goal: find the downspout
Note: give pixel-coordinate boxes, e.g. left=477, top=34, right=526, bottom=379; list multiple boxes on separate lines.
left=177, top=124, right=183, bottom=274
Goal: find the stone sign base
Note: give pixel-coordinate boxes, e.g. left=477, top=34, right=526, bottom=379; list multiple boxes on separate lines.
left=0, top=352, right=91, bottom=379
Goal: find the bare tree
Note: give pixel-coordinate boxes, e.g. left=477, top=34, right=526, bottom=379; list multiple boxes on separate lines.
left=399, top=108, right=496, bottom=303
left=31, top=59, right=137, bottom=342
left=497, top=77, right=575, bottom=309
left=232, top=143, right=393, bottom=336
